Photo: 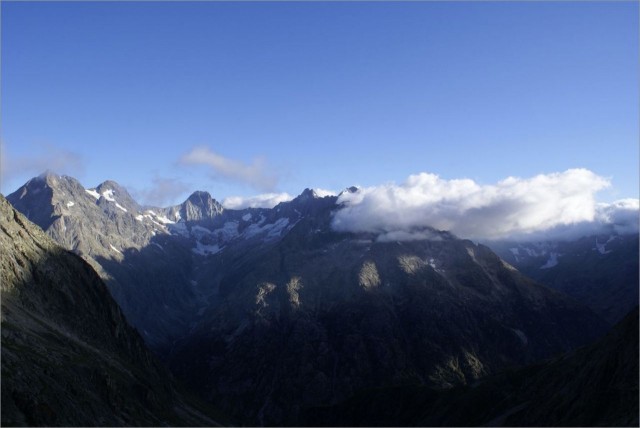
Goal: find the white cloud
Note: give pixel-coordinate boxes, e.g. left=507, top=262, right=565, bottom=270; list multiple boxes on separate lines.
left=331, top=169, right=636, bottom=241
left=1, top=141, right=85, bottom=191
left=130, top=176, right=190, bottom=207
left=222, top=192, right=293, bottom=209
left=312, top=188, right=337, bottom=198
left=179, top=146, right=278, bottom=192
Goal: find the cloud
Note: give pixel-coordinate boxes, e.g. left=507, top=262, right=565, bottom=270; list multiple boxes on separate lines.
left=1, top=141, right=85, bottom=187
left=331, top=169, right=637, bottom=241
left=312, top=188, right=337, bottom=198
left=179, top=146, right=279, bottom=192
left=130, top=176, right=191, bottom=207
left=222, top=192, right=294, bottom=209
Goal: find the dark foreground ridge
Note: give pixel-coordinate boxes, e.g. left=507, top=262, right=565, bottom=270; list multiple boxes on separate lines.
left=304, top=306, right=640, bottom=427
left=0, top=194, right=225, bottom=426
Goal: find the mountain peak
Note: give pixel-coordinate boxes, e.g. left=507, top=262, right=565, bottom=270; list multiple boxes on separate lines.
left=180, top=190, right=223, bottom=222
left=339, top=186, right=360, bottom=196
left=36, top=169, right=59, bottom=180
left=299, top=188, right=318, bottom=198
left=32, top=171, right=79, bottom=188
left=345, top=186, right=359, bottom=193
left=187, top=190, right=214, bottom=203
left=96, top=179, right=124, bottom=190
left=93, top=180, right=139, bottom=212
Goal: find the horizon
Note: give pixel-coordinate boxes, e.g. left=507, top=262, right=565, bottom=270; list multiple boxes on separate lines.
left=2, top=2, right=638, bottom=209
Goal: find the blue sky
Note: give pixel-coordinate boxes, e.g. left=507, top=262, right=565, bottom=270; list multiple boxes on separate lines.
left=1, top=1, right=638, bottom=207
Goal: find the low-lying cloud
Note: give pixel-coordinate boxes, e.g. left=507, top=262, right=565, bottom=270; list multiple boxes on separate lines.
left=222, top=192, right=293, bottom=209
left=332, top=169, right=638, bottom=241
left=179, top=146, right=279, bottom=192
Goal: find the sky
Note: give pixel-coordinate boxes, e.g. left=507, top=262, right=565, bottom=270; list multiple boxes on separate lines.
left=1, top=2, right=638, bottom=233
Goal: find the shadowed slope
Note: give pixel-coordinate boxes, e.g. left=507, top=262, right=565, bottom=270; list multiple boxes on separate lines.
left=0, top=195, right=224, bottom=426
left=304, top=307, right=639, bottom=427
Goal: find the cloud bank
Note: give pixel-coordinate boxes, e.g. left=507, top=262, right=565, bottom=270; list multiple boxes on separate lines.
left=222, top=192, right=294, bottom=209
left=332, top=169, right=638, bottom=241
left=179, top=146, right=278, bottom=192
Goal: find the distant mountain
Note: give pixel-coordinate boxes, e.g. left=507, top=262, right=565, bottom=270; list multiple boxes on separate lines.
left=303, top=306, right=639, bottom=427
left=488, top=234, right=639, bottom=324
left=0, top=194, right=223, bottom=426
left=7, top=173, right=613, bottom=426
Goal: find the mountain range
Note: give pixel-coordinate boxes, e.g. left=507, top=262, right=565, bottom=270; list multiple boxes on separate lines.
left=4, top=171, right=638, bottom=426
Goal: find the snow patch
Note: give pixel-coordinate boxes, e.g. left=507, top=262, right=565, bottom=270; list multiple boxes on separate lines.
left=155, top=215, right=175, bottom=224
left=115, top=202, right=128, bottom=212
left=109, top=244, right=123, bottom=254
left=594, top=236, right=613, bottom=255
left=85, top=189, right=100, bottom=200
left=540, top=252, right=559, bottom=269
left=169, top=221, right=189, bottom=237
left=135, top=214, right=144, bottom=221
left=66, top=201, right=75, bottom=207
left=242, top=213, right=252, bottom=221
left=191, top=225, right=212, bottom=236
left=215, top=221, right=240, bottom=241
left=102, top=189, right=116, bottom=202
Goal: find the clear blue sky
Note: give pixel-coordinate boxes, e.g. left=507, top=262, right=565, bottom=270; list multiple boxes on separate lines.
left=2, top=1, right=638, bottom=205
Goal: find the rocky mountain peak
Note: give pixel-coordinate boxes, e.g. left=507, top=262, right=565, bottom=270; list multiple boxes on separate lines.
left=8, top=172, right=87, bottom=229
left=31, top=171, right=81, bottom=190
left=180, top=190, right=223, bottom=222
left=337, top=186, right=360, bottom=197
left=299, top=188, right=318, bottom=198
left=344, top=185, right=359, bottom=194
left=93, top=180, right=139, bottom=212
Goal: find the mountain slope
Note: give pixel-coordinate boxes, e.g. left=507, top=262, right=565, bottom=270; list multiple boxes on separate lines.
left=168, top=193, right=609, bottom=426
left=489, top=235, right=639, bottom=324
left=303, top=306, right=639, bottom=427
left=0, top=194, right=223, bottom=426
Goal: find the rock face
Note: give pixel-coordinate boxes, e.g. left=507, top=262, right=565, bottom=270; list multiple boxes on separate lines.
left=488, top=235, right=639, bottom=324
left=304, top=306, right=639, bottom=427
left=178, top=190, right=224, bottom=222
left=0, top=195, right=222, bottom=426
